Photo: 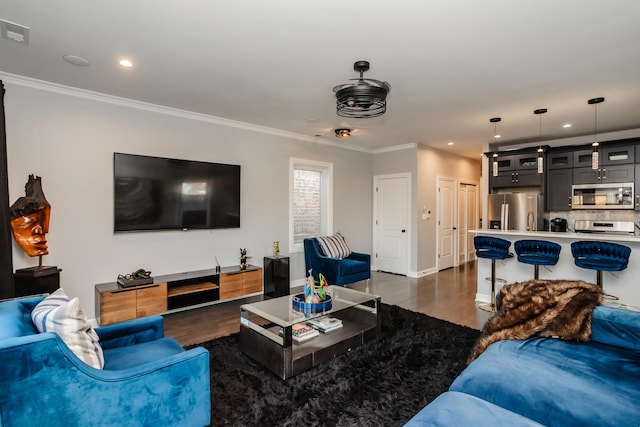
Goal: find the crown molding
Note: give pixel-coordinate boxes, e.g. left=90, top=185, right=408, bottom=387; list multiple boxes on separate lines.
left=0, top=72, right=388, bottom=154
left=372, top=142, right=417, bottom=153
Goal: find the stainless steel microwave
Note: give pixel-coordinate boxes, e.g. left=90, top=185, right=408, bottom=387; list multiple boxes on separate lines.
left=572, top=182, right=634, bottom=209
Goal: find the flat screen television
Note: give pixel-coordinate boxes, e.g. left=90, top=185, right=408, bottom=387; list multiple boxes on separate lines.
left=114, top=153, right=240, bottom=232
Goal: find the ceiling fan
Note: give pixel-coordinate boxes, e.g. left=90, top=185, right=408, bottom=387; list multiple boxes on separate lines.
left=333, top=61, right=391, bottom=119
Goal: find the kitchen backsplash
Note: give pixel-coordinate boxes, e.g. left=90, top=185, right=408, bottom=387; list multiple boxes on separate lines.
left=545, top=210, right=639, bottom=232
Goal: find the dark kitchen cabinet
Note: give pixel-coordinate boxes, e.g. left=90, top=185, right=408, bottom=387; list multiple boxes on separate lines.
left=601, top=145, right=634, bottom=165
left=573, top=164, right=634, bottom=185
left=545, top=168, right=572, bottom=211
left=546, top=151, right=573, bottom=170
left=574, top=145, right=635, bottom=168
left=489, top=151, right=542, bottom=190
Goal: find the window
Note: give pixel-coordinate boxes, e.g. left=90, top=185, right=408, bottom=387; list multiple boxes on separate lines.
left=289, top=158, right=333, bottom=253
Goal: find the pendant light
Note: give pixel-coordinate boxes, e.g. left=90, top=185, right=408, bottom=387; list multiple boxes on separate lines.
left=588, top=97, right=604, bottom=170
left=534, top=108, right=547, bottom=174
left=490, top=117, right=501, bottom=177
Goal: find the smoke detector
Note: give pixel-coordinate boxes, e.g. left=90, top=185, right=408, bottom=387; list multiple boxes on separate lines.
left=1, top=19, right=29, bottom=44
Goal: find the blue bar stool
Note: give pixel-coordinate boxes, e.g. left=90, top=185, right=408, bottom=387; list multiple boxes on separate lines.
left=570, top=241, right=631, bottom=288
left=514, top=240, right=561, bottom=280
left=474, top=236, right=513, bottom=312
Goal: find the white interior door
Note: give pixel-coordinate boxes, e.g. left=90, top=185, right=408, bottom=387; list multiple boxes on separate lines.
left=374, top=175, right=409, bottom=275
left=437, top=176, right=456, bottom=270
left=466, top=184, right=478, bottom=262
left=458, top=185, right=467, bottom=263
left=457, top=183, right=478, bottom=264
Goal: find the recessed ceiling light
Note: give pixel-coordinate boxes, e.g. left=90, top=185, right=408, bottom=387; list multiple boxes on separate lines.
left=119, top=59, right=133, bottom=68
left=447, top=142, right=454, bottom=146
left=63, top=55, right=90, bottom=66
left=494, top=134, right=502, bottom=139
left=306, top=117, right=319, bottom=123
left=563, top=123, right=572, bottom=128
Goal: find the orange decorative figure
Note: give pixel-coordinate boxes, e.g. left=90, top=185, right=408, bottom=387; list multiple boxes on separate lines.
left=9, top=175, right=51, bottom=258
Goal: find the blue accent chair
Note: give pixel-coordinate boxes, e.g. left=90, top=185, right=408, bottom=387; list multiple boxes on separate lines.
left=571, top=240, right=631, bottom=288
left=304, top=238, right=370, bottom=286
left=0, top=296, right=211, bottom=426
left=514, top=239, right=561, bottom=280
left=474, top=236, right=513, bottom=312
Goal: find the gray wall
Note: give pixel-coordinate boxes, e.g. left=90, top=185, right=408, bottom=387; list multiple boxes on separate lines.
left=372, top=144, right=481, bottom=275
left=4, top=81, right=372, bottom=319
left=416, top=144, right=481, bottom=273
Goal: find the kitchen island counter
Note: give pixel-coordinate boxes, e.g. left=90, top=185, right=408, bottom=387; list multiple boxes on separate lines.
left=470, top=229, right=640, bottom=309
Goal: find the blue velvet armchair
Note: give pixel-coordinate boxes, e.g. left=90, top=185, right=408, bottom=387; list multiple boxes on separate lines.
left=304, top=238, right=371, bottom=286
left=0, top=296, right=210, bottom=426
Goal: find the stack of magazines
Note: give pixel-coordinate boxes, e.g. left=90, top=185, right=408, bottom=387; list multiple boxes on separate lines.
left=292, top=323, right=319, bottom=344
left=307, top=317, right=343, bottom=333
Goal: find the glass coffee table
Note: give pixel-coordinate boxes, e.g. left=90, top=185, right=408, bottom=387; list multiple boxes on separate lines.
left=239, top=286, right=381, bottom=379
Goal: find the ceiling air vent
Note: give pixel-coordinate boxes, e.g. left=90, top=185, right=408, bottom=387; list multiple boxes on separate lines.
left=1, top=19, right=29, bottom=44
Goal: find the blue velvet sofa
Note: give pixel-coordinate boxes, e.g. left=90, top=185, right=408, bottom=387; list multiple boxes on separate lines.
left=405, top=305, right=640, bottom=427
left=304, top=237, right=370, bottom=286
left=0, top=296, right=211, bottom=426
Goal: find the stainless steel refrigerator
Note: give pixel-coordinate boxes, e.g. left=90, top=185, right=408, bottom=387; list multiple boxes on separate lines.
left=487, top=192, right=543, bottom=231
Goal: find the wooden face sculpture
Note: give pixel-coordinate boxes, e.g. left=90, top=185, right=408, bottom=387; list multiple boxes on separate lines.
left=9, top=175, right=51, bottom=257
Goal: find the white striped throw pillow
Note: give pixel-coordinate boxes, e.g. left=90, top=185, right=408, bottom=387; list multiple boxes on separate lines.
left=316, top=233, right=352, bottom=259
left=31, top=288, right=104, bottom=369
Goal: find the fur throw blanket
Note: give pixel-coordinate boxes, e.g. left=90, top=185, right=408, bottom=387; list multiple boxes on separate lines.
left=469, top=280, right=604, bottom=363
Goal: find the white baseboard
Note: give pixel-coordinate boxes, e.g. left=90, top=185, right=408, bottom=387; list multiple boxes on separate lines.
left=475, top=293, right=490, bottom=303
left=408, top=267, right=438, bottom=278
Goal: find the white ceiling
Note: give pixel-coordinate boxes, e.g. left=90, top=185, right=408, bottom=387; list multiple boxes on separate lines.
left=1, top=0, right=640, bottom=159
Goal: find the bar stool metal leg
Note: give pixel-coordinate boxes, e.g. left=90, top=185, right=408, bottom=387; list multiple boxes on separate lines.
left=479, top=260, right=497, bottom=312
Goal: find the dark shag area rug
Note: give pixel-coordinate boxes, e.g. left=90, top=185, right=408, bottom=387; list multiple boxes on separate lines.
left=190, top=304, right=480, bottom=427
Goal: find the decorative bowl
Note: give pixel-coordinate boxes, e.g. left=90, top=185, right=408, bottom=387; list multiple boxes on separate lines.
left=292, top=293, right=333, bottom=314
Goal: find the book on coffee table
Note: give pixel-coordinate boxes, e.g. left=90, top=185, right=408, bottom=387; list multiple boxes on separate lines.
left=307, top=317, right=343, bottom=333
left=292, top=323, right=319, bottom=343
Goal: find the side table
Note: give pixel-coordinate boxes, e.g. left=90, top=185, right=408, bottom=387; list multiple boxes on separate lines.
left=14, top=266, right=61, bottom=297
left=263, top=256, right=290, bottom=298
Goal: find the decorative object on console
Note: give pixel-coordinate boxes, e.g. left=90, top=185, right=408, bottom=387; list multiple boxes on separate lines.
left=272, top=240, right=280, bottom=258
left=117, top=268, right=153, bottom=288
left=333, top=60, right=391, bottom=119
left=239, top=248, right=248, bottom=270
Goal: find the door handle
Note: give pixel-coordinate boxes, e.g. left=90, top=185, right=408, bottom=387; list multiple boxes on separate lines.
left=401, top=229, right=406, bottom=233
left=452, top=227, right=457, bottom=230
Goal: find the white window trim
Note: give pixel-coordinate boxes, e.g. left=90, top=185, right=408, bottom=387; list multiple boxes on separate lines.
left=289, top=158, right=333, bottom=253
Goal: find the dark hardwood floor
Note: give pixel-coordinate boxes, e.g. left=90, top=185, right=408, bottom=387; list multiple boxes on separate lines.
left=164, top=260, right=490, bottom=346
